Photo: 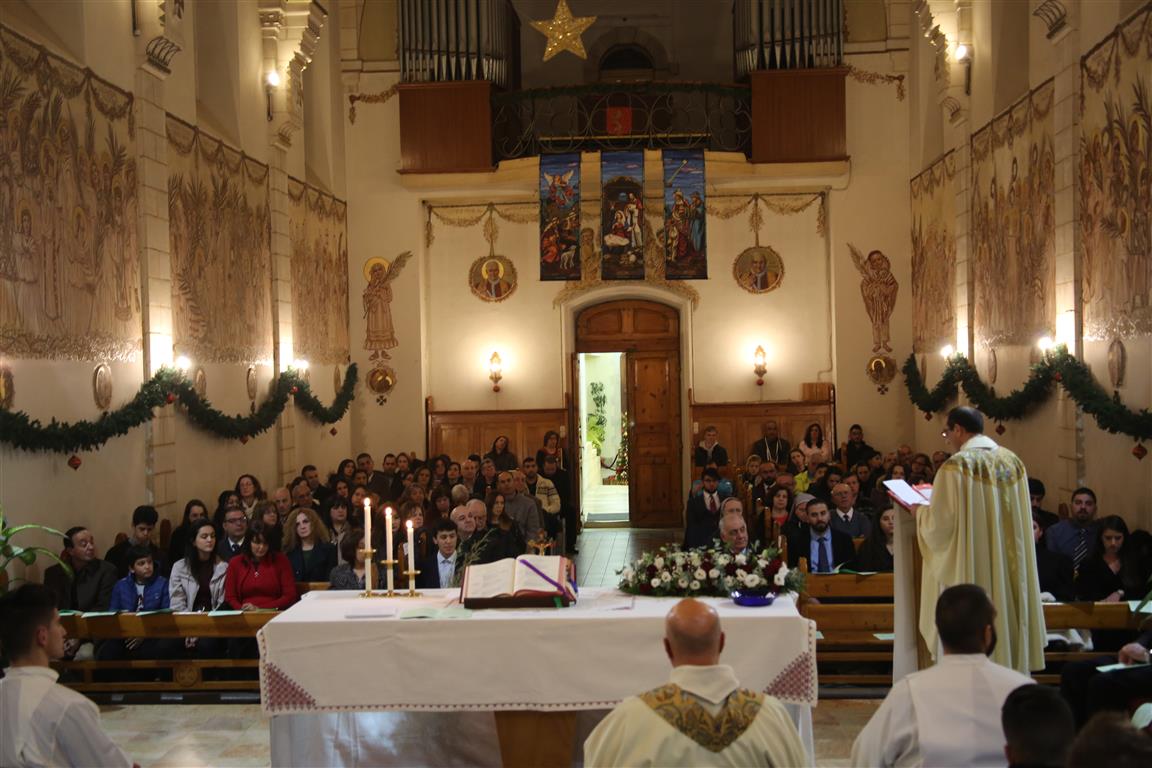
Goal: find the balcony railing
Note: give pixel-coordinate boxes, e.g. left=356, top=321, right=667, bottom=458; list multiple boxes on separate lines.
left=733, top=0, right=844, bottom=78
left=491, top=82, right=752, bottom=161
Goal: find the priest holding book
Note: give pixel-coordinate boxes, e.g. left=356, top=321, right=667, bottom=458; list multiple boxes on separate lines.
left=910, top=406, right=1046, bottom=675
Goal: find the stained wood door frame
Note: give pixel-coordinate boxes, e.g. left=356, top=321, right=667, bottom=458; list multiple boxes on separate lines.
left=570, top=298, right=691, bottom=528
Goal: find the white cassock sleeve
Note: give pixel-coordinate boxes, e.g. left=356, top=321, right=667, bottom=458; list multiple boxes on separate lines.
left=850, top=680, right=919, bottom=768
left=56, top=697, right=133, bottom=768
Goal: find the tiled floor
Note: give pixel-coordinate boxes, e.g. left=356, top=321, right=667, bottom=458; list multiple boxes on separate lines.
left=573, top=527, right=681, bottom=587
left=99, top=699, right=880, bottom=767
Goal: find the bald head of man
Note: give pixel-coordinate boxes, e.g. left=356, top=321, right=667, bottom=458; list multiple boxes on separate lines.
left=663, top=598, right=725, bottom=667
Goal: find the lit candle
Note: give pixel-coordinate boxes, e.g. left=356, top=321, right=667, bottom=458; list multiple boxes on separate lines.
left=406, top=520, right=416, bottom=576
left=363, top=498, right=372, bottom=550
left=385, top=507, right=395, bottom=592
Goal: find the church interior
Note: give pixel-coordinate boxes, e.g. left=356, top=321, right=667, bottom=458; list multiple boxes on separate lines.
left=1, top=0, right=1151, bottom=766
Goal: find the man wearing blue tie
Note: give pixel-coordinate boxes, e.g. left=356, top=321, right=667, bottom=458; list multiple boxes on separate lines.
left=418, top=519, right=459, bottom=589
left=785, top=499, right=853, bottom=573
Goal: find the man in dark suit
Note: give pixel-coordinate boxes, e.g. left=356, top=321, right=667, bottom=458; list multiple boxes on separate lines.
left=748, top=420, right=791, bottom=468
left=683, top=468, right=730, bottom=550
left=43, top=526, right=117, bottom=612
left=216, top=506, right=249, bottom=561
left=417, top=519, right=459, bottom=589
left=786, top=499, right=854, bottom=573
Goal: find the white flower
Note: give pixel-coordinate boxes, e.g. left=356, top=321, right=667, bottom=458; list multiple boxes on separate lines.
left=678, top=578, right=689, bottom=588
left=717, top=554, right=731, bottom=566
left=689, top=580, right=701, bottom=591
left=757, top=559, right=769, bottom=570
left=774, top=571, right=787, bottom=587
left=745, top=574, right=761, bottom=588
left=622, top=568, right=634, bottom=581
left=673, top=553, right=686, bottom=566
left=708, top=568, right=720, bottom=579
left=723, top=576, right=736, bottom=589
left=694, top=568, right=707, bottom=580
left=690, top=553, right=702, bottom=567
left=654, top=556, right=665, bottom=569
left=736, top=569, right=747, bottom=579
left=777, top=564, right=789, bottom=577
left=661, top=571, right=672, bottom=583
left=734, top=554, right=747, bottom=566
left=651, top=577, right=662, bottom=588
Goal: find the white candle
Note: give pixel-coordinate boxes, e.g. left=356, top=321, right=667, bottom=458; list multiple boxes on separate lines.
left=363, top=498, right=372, bottom=550
left=406, top=520, right=416, bottom=576
left=385, top=507, right=395, bottom=592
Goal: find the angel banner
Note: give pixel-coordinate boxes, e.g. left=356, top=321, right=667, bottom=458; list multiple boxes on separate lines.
left=663, top=149, right=707, bottom=280
left=600, top=151, right=645, bottom=280
left=540, top=154, right=581, bottom=281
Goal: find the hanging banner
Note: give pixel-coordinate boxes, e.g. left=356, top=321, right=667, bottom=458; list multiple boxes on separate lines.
left=600, top=151, right=646, bottom=280
left=539, top=153, right=582, bottom=281
left=663, top=149, right=707, bottom=279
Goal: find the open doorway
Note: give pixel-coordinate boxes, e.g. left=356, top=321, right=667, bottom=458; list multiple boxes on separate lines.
left=578, top=352, right=629, bottom=525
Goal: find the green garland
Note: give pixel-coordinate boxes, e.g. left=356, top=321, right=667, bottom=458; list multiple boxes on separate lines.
left=903, top=351, right=1152, bottom=442
left=1, top=364, right=358, bottom=454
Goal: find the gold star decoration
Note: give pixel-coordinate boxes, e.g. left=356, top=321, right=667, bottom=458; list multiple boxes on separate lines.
left=530, top=0, right=597, bottom=62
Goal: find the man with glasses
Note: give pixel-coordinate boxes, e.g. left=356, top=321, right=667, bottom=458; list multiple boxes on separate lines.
left=216, top=505, right=249, bottom=561
left=908, top=406, right=1045, bottom=676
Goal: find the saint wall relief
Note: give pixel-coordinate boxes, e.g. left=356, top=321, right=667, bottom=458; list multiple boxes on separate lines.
left=970, top=81, right=1056, bottom=348
left=0, top=25, right=141, bottom=362
left=167, top=116, right=273, bottom=364
left=288, top=178, right=350, bottom=364
left=909, top=152, right=956, bottom=354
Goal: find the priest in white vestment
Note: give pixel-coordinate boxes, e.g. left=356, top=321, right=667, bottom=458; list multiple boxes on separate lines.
left=916, top=407, right=1046, bottom=674
left=584, top=598, right=806, bottom=767
left=851, top=584, right=1034, bottom=768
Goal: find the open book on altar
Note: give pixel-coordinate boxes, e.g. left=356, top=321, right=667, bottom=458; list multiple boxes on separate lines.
left=460, top=555, right=577, bottom=608
left=883, top=479, right=933, bottom=511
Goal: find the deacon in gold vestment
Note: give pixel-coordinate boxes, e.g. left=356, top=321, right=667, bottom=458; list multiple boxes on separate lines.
left=916, top=407, right=1046, bottom=674
left=584, top=599, right=806, bottom=767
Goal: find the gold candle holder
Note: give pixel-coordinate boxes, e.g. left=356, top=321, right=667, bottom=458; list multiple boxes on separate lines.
left=404, top=569, right=422, bottom=598
left=379, top=558, right=399, bottom=597
left=359, top=548, right=377, bottom=598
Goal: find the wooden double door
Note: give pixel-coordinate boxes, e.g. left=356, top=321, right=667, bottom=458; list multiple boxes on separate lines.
left=574, top=301, right=682, bottom=528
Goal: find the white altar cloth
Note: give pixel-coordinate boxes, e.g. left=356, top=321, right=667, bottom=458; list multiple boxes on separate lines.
left=260, top=588, right=817, bottom=765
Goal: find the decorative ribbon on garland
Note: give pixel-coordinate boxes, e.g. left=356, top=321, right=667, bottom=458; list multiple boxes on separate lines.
left=1, top=365, right=358, bottom=454
left=903, top=352, right=1152, bottom=444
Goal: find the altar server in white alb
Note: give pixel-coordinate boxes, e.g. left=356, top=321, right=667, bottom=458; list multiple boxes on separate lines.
left=584, top=598, right=806, bottom=767
left=916, top=406, right=1046, bottom=674
left=0, top=584, right=135, bottom=768
left=851, top=584, right=1034, bottom=768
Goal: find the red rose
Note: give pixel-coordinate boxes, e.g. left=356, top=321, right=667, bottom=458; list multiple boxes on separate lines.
left=646, top=564, right=658, bottom=577
left=640, top=583, right=652, bottom=594
left=726, top=563, right=738, bottom=576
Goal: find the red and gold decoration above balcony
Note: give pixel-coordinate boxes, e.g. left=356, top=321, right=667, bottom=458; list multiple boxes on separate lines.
left=530, top=0, right=597, bottom=61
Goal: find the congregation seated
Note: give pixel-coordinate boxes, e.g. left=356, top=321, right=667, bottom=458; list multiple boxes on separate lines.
left=255, top=501, right=284, bottom=550
left=234, top=473, right=265, bottom=517
left=224, top=520, right=298, bottom=611
left=851, top=584, right=1035, bottom=767
left=779, top=492, right=814, bottom=541
left=761, top=485, right=792, bottom=543
left=794, top=452, right=824, bottom=493
left=693, top=424, right=729, bottom=468
left=785, top=499, right=854, bottom=573
left=851, top=506, right=895, bottom=572
left=323, top=496, right=353, bottom=563
left=43, top=527, right=117, bottom=614
left=1066, top=712, right=1152, bottom=767
left=1001, top=684, right=1075, bottom=768
left=1033, top=514, right=1074, bottom=601
left=1074, top=515, right=1148, bottom=603
left=584, top=598, right=806, bottom=767
left=536, top=429, right=565, bottom=471
left=165, top=499, right=208, bottom=576
left=829, top=482, right=871, bottom=539
left=0, top=585, right=134, bottom=768
left=289, top=475, right=319, bottom=514
left=683, top=468, right=729, bottom=550
left=477, top=494, right=527, bottom=563
left=484, top=435, right=519, bottom=473
left=1046, top=487, right=1099, bottom=565
left=1029, top=477, right=1059, bottom=533
left=717, top=503, right=750, bottom=556
left=284, top=507, right=337, bottom=583
left=104, top=505, right=165, bottom=578
left=329, top=529, right=383, bottom=590
left=301, top=463, right=329, bottom=504
left=216, top=505, right=249, bottom=561
left=748, top=419, right=791, bottom=469
left=169, top=519, right=229, bottom=658
left=417, top=519, right=460, bottom=589
left=838, top=423, right=875, bottom=472
left=798, top=422, right=828, bottom=463
left=497, top=470, right=543, bottom=544
left=808, top=464, right=843, bottom=504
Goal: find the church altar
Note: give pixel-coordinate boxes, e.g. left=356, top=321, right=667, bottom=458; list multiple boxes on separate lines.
left=259, top=587, right=817, bottom=766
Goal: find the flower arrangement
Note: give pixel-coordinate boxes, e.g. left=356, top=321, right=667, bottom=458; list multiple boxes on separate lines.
left=617, top=542, right=804, bottom=598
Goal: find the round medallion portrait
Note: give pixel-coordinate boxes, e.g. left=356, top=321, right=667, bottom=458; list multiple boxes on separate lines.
left=92, top=364, right=113, bottom=410
left=732, top=246, right=785, bottom=294
left=468, top=255, right=517, bottom=303
left=367, top=366, right=397, bottom=395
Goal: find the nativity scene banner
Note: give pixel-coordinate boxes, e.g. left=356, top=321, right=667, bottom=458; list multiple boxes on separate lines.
left=537, top=150, right=708, bottom=282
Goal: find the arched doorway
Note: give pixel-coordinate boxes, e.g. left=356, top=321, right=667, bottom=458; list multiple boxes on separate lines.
left=573, top=300, right=682, bottom=528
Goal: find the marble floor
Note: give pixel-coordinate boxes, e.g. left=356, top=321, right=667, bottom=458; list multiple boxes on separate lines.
left=582, top=483, right=630, bottom=524
left=98, top=699, right=880, bottom=767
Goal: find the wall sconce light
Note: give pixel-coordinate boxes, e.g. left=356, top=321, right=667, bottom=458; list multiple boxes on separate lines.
left=265, top=69, right=281, bottom=122
left=488, top=352, right=503, bottom=392
left=954, top=43, right=972, bottom=95
left=939, top=344, right=955, bottom=359
left=291, top=358, right=310, bottom=371
left=174, top=355, right=192, bottom=372
left=1036, top=336, right=1055, bottom=354
left=752, top=345, right=768, bottom=386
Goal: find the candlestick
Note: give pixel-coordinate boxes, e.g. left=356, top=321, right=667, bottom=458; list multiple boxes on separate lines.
left=363, top=498, right=372, bottom=549
left=406, top=520, right=416, bottom=575
left=359, top=547, right=376, bottom=598
left=385, top=507, right=395, bottom=594
left=378, top=558, right=398, bottom=596
left=404, top=569, right=422, bottom=598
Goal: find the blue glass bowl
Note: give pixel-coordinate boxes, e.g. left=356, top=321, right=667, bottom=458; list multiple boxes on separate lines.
left=731, top=590, right=776, bottom=607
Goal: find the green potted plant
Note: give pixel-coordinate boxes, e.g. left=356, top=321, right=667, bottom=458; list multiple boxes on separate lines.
left=0, top=505, right=72, bottom=596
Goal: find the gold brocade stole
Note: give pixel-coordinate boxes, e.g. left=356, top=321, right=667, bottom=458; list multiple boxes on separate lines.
left=638, top=684, right=765, bottom=753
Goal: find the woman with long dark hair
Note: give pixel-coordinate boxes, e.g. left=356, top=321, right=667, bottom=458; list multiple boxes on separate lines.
left=169, top=519, right=229, bottom=657
left=484, top=435, right=519, bottom=472
left=536, top=430, right=564, bottom=470
left=167, top=499, right=208, bottom=576
left=852, top=507, right=896, bottom=572
left=798, top=423, right=826, bottom=462
left=224, top=519, right=298, bottom=610
left=234, top=474, right=265, bottom=516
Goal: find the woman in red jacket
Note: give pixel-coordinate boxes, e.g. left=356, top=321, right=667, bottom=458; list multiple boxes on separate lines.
left=224, top=519, right=298, bottom=611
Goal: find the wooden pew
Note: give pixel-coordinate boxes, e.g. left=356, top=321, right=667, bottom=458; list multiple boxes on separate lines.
left=54, top=582, right=331, bottom=693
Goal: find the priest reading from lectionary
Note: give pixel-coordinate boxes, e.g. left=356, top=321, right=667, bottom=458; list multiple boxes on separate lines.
left=916, top=406, right=1046, bottom=674
left=583, top=598, right=806, bottom=767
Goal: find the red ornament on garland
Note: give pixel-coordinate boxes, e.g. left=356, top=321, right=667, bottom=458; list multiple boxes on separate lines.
left=995, top=423, right=1006, bottom=435
left=67, top=455, right=82, bottom=470
left=166, top=393, right=176, bottom=404
left=290, top=386, right=298, bottom=395
left=1053, top=372, right=1062, bottom=382
left=329, top=427, right=338, bottom=436
left=924, top=412, right=933, bottom=421
left=239, top=435, right=249, bottom=445
left=1134, top=443, right=1148, bottom=461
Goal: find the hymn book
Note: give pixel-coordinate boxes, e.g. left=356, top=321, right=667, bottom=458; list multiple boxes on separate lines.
left=883, top=479, right=933, bottom=511
left=460, top=555, right=577, bottom=608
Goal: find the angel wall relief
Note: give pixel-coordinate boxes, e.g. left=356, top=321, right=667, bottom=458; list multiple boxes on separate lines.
left=848, top=244, right=899, bottom=353
left=362, top=252, right=411, bottom=361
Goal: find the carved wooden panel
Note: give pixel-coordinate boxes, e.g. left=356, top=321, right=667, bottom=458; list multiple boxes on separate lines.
left=427, top=407, right=566, bottom=468
left=627, top=350, right=682, bottom=527
left=575, top=300, right=679, bottom=352
left=689, top=399, right=836, bottom=468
